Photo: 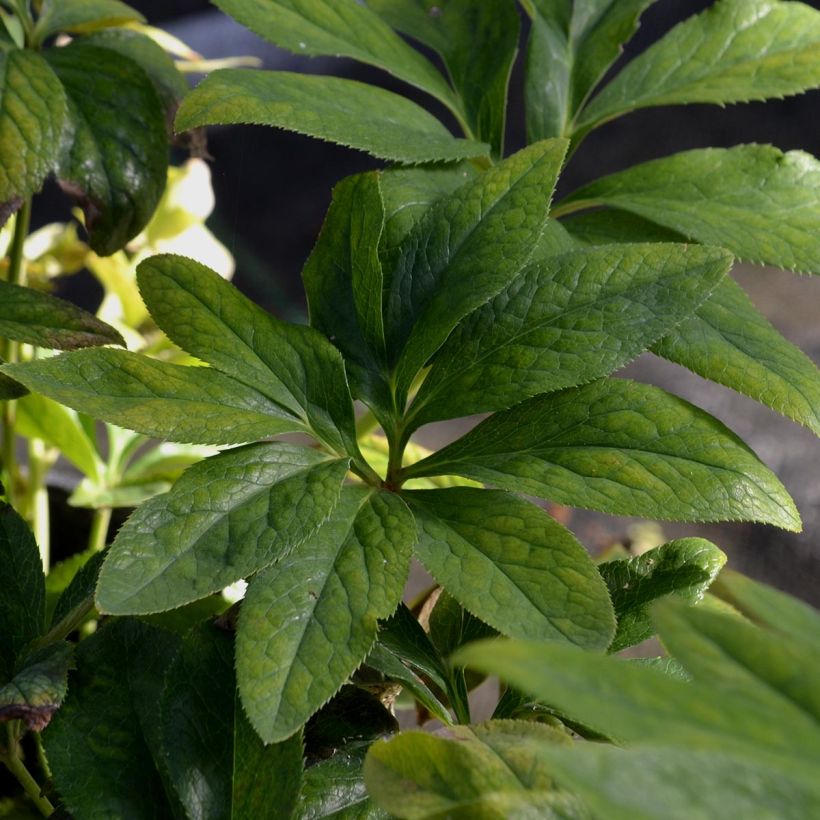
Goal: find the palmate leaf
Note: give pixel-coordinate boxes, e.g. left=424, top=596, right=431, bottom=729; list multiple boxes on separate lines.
left=405, top=242, right=731, bottom=429
left=96, top=442, right=349, bottom=615
left=366, top=0, right=520, bottom=155
left=236, top=487, right=415, bottom=743
left=404, top=488, right=616, bottom=651
left=46, top=42, right=169, bottom=255
left=578, top=0, right=820, bottom=131
left=34, top=0, right=144, bottom=42
left=408, top=379, right=801, bottom=530
left=525, top=0, right=655, bottom=140
left=176, top=69, right=488, bottom=164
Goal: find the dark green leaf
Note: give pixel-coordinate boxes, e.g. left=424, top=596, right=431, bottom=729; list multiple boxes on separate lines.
left=236, top=488, right=415, bottom=743
left=0, top=503, right=44, bottom=680
left=599, top=538, right=726, bottom=652
left=3, top=348, right=304, bottom=445
left=35, top=0, right=144, bottom=41
left=0, top=280, right=124, bottom=349
left=405, top=488, right=616, bottom=650
left=176, top=69, right=488, bottom=164
left=385, top=139, right=568, bottom=398
left=409, top=379, right=801, bottom=530
left=161, top=623, right=303, bottom=819
left=406, top=242, right=731, bottom=428
left=96, top=443, right=348, bottom=614
left=46, top=42, right=168, bottom=255
left=578, top=0, right=820, bottom=130
left=43, top=619, right=180, bottom=820
left=367, top=0, right=520, bottom=155
left=0, top=48, right=66, bottom=209
left=49, top=550, right=105, bottom=632
left=561, top=208, right=686, bottom=246
left=0, top=356, right=27, bottom=399
left=427, top=590, right=496, bottom=660
left=139, top=254, right=358, bottom=454
left=559, top=146, right=820, bottom=273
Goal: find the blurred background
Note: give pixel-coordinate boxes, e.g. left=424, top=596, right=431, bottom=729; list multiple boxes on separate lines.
left=30, top=0, right=820, bottom=603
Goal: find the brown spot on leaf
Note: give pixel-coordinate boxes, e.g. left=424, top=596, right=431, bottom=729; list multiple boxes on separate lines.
left=0, top=703, right=59, bottom=732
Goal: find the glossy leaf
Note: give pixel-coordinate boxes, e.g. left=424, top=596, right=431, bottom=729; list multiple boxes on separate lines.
left=96, top=443, right=348, bottom=614
left=559, top=145, right=820, bottom=273
left=3, top=348, right=304, bottom=445
left=385, top=139, right=568, bottom=398
left=654, top=277, right=820, bottom=435
left=579, top=0, right=820, bottom=129
left=0, top=280, right=123, bottom=349
left=599, top=538, right=726, bottom=652
left=367, top=0, right=520, bottom=155
left=409, top=378, right=801, bottom=530
left=0, top=642, right=72, bottom=731
left=46, top=42, right=168, bottom=255
left=35, top=0, right=144, bottom=41
left=212, top=0, right=456, bottom=109
left=0, top=48, right=66, bottom=211
left=364, top=721, right=581, bottom=819
left=236, top=488, right=415, bottom=743
left=176, top=69, right=488, bottom=164
left=406, top=242, right=731, bottom=428
left=405, top=488, right=616, bottom=650
left=0, top=503, right=44, bottom=680
left=161, top=623, right=304, bottom=819
left=139, top=254, right=358, bottom=454
left=43, top=620, right=181, bottom=819
left=525, top=0, right=655, bottom=140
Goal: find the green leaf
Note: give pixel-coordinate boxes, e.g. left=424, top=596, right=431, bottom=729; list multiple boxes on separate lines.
left=139, top=254, right=358, bottom=454
left=46, top=42, right=168, bottom=255
left=3, top=348, right=305, bottom=445
left=161, top=623, right=304, bottom=819
left=35, top=0, right=144, bottom=41
left=43, top=619, right=180, bottom=819
left=599, top=538, right=726, bottom=652
left=212, top=0, right=456, bottom=110
left=0, top=280, right=124, bottom=349
left=0, top=642, right=72, bottom=732
left=525, top=0, right=655, bottom=140
left=427, top=590, right=496, bottom=660
left=405, top=488, right=616, bottom=651
left=364, top=721, right=582, bottom=819
left=0, top=503, right=44, bottom=680
left=560, top=206, right=687, bottom=246
left=96, top=443, right=348, bottom=614
left=654, top=277, right=820, bottom=435
left=406, top=242, right=731, bottom=428
left=578, top=0, right=820, bottom=130
left=366, top=0, right=520, bottom=155
left=385, top=139, right=568, bottom=398
left=559, top=145, right=820, bottom=273
left=0, top=357, right=27, bottom=400
left=0, top=48, right=66, bottom=210
left=49, top=550, right=105, bottom=633
left=236, top=487, right=415, bottom=743
left=176, top=69, right=488, bottom=164
left=409, top=378, right=801, bottom=530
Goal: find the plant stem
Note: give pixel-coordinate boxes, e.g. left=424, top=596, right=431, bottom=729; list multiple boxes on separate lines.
left=88, top=506, right=112, bottom=553
left=28, top=436, right=50, bottom=570
left=2, top=724, right=54, bottom=817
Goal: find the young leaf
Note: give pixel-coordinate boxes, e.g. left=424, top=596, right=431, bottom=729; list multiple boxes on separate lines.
left=138, top=254, right=358, bottom=454
left=45, top=42, right=168, bottom=255
left=385, top=139, right=568, bottom=398
left=0, top=503, right=45, bottom=680
left=176, top=69, right=488, bottom=164
left=42, top=619, right=180, bottom=819
left=578, top=0, right=820, bottom=131
left=0, top=280, right=123, bottom=349
left=3, top=348, right=305, bottom=445
left=525, top=0, right=655, bottom=140
left=558, top=146, right=820, bottom=273
left=366, top=0, right=520, bottom=155
left=236, top=487, right=415, bottom=743
left=96, top=443, right=349, bottom=614
left=408, top=378, right=801, bottom=530
left=599, top=538, right=726, bottom=652
left=0, top=48, right=66, bottom=214
left=161, top=623, right=304, bottom=819
left=405, top=488, right=616, bottom=651
left=405, top=242, right=731, bottom=428
left=654, top=277, right=820, bottom=436
left=34, top=0, right=144, bottom=42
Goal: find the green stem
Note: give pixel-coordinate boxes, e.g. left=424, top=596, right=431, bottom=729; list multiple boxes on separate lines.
left=28, top=436, right=50, bottom=571
left=1, top=724, right=54, bottom=817
left=88, top=506, right=112, bottom=553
